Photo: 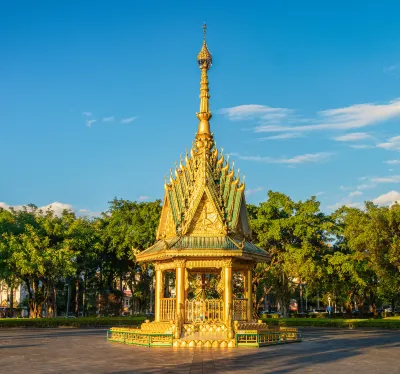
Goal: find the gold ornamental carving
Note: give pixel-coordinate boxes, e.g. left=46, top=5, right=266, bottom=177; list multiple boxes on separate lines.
left=222, top=259, right=233, bottom=268
left=186, top=260, right=225, bottom=269
left=174, top=259, right=186, bottom=268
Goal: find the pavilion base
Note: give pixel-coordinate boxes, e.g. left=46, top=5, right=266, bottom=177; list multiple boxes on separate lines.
left=107, top=320, right=301, bottom=348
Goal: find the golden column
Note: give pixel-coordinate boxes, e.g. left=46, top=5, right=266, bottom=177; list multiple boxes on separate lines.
left=223, top=259, right=233, bottom=324
left=175, top=259, right=186, bottom=338
left=246, top=267, right=253, bottom=322
left=154, top=264, right=163, bottom=322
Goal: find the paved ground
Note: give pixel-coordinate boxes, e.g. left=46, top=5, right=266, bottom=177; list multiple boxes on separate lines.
left=0, top=328, right=399, bottom=373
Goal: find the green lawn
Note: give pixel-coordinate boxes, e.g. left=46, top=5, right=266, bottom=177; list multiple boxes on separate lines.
left=262, top=317, right=400, bottom=328
left=0, top=316, right=148, bottom=328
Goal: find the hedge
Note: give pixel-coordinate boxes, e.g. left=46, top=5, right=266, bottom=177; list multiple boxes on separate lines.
left=0, top=316, right=148, bottom=328
left=261, top=317, right=400, bottom=329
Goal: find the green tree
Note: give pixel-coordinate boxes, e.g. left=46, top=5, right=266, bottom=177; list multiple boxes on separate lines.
left=337, top=203, right=400, bottom=313
left=97, top=198, right=161, bottom=314
left=250, top=191, right=332, bottom=316
left=0, top=206, right=76, bottom=317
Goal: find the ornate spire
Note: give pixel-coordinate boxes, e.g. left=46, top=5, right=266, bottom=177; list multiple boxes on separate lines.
left=196, top=23, right=212, bottom=137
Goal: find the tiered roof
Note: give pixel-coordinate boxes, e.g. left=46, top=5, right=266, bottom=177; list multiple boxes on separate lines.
left=136, top=25, right=268, bottom=263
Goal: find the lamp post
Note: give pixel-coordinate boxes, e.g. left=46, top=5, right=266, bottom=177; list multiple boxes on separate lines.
left=328, top=296, right=332, bottom=318
left=305, top=284, right=308, bottom=312
left=299, top=281, right=303, bottom=314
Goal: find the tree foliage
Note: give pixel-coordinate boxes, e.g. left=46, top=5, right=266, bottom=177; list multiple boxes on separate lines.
left=0, top=192, right=399, bottom=318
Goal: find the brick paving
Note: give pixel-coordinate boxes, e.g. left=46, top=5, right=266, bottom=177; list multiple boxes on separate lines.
left=0, top=327, right=399, bottom=373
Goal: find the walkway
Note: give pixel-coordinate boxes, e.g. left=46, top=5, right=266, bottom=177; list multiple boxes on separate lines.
left=0, top=327, right=399, bottom=373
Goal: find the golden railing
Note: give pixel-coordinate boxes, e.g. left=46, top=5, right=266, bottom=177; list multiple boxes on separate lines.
left=160, top=298, right=176, bottom=321
left=233, top=298, right=247, bottom=321
left=185, top=299, right=224, bottom=322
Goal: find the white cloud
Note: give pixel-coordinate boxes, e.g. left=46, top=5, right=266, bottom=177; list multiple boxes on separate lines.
left=103, top=116, right=114, bottom=122
left=0, top=201, right=73, bottom=216
left=138, top=195, right=149, bottom=202
left=332, top=132, right=371, bottom=142
left=377, top=135, right=400, bottom=151
left=384, top=64, right=399, bottom=73
left=252, top=98, right=400, bottom=133
left=384, top=160, right=400, bottom=165
left=40, top=202, right=74, bottom=216
left=0, top=202, right=19, bottom=210
left=349, top=190, right=363, bottom=197
left=371, top=175, right=400, bottom=184
left=120, top=116, right=138, bottom=124
left=218, top=105, right=293, bottom=123
left=327, top=200, right=363, bottom=211
left=315, top=191, right=325, bottom=196
left=373, top=190, right=400, bottom=206
left=86, top=119, right=97, bottom=127
left=0, top=201, right=100, bottom=217
left=384, top=64, right=399, bottom=78
left=245, top=187, right=264, bottom=196
left=259, top=133, right=302, bottom=140
left=349, top=144, right=374, bottom=149
left=82, top=112, right=92, bottom=117
left=235, top=152, right=332, bottom=165
left=357, top=183, right=376, bottom=190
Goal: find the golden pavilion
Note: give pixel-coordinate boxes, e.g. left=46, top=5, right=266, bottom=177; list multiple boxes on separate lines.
left=108, top=25, right=300, bottom=348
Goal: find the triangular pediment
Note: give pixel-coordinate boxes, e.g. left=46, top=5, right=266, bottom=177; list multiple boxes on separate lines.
left=185, top=192, right=225, bottom=236
left=156, top=193, right=177, bottom=240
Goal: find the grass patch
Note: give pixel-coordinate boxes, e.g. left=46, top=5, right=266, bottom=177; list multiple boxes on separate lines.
left=262, top=317, right=400, bottom=329
left=0, top=316, right=148, bottom=328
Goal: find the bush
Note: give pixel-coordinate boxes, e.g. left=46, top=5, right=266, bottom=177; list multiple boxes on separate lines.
left=261, top=317, right=400, bottom=329
left=0, top=316, right=148, bottom=329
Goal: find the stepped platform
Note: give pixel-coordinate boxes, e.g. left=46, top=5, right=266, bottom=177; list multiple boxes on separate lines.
left=175, top=324, right=235, bottom=348
left=107, top=320, right=301, bottom=348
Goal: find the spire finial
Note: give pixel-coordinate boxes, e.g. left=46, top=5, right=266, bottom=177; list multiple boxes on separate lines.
left=196, top=24, right=212, bottom=137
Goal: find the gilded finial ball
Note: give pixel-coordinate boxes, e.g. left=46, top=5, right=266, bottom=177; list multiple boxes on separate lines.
left=197, top=24, right=212, bottom=69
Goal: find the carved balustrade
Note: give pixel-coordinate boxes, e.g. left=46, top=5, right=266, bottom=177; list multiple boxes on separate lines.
left=185, top=299, right=224, bottom=323
left=160, top=298, right=176, bottom=321
left=233, top=298, right=248, bottom=321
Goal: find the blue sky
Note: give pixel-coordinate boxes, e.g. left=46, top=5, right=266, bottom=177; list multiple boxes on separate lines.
left=2, top=0, right=400, bottom=215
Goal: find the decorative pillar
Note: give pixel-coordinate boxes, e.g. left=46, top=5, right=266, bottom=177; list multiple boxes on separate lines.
left=246, top=266, right=253, bottom=322
left=174, top=259, right=186, bottom=339
left=155, top=264, right=163, bottom=322
left=223, top=259, right=233, bottom=324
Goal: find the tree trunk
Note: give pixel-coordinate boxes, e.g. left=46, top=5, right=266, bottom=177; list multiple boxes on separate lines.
left=370, top=290, right=377, bottom=316
left=9, top=285, right=14, bottom=318
left=299, top=282, right=303, bottom=313
left=46, top=282, right=53, bottom=318
left=53, top=284, right=57, bottom=318
left=66, top=282, right=71, bottom=317
left=75, top=277, right=79, bottom=317
left=82, top=274, right=87, bottom=317
left=120, top=273, right=124, bottom=312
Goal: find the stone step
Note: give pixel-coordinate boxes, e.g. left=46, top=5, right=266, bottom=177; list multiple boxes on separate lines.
left=182, top=323, right=227, bottom=334
left=180, top=331, right=229, bottom=339
left=173, top=338, right=236, bottom=348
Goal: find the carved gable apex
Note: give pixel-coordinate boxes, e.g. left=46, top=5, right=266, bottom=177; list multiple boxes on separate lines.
left=156, top=193, right=177, bottom=240
left=231, top=198, right=251, bottom=238
left=185, top=191, right=225, bottom=236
